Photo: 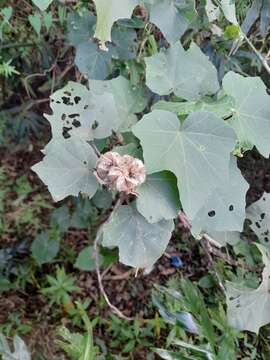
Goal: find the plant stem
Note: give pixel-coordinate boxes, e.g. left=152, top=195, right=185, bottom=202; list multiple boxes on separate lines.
left=93, top=195, right=133, bottom=321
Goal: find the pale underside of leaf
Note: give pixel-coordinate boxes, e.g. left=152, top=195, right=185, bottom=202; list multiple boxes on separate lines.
left=132, top=110, right=236, bottom=220
left=93, top=0, right=140, bottom=45
left=102, top=205, right=174, bottom=268
left=145, top=42, right=220, bottom=101
left=223, top=71, right=270, bottom=158
left=32, top=138, right=98, bottom=202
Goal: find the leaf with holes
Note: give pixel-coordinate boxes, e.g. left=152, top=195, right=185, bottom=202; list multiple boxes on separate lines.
left=226, top=244, right=270, bottom=334
left=102, top=204, right=174, bottom=268
left=43, top=81, right=122, bottom=152
left=91, top=76, right=147, bottom=132
left=191, top=156, right=249, bottom=237
left=93, top=0, right=140, bottom=47
left=145, top=42, right=220, bottom=101
left=136, top=171, right=180, bottom=223
left=246, top=192, right=270, bottom=247
left=144, top=0, right=196, bottom=44
left=132, top=110, right=236, bottom=220
left=223, top=71, right=270, bottom=157
left=32, top=138, right=98, bottom=202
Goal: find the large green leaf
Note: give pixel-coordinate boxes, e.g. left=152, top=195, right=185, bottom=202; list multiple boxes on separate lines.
left=246, top=192, right=270, bottom=247
left=91, top=76, right=147, bottom=132
left=226, top=244, right=270, bottom=334
left=102, top=204, right=174, bottom=268
left=145, top=0, right=196, bottom=43
left=207, top=231, right=240, bottom=247
left=191, top=156, right=249, bottom=237
left=145, top=42, right=219, bottom=101
left=136, top=171, right=180, bottom=223
left=132, top=110, right=236, bottom=220
left=67, top=11, right=96, bottom=47
left=75, top=42, right=113, bottom=80
left=32, top=138, right=98, bottom=202
left=153, top=95, right=234, bottom=119
left=93, top=0, right=139, bottom=47
left=223, top=71, right=270, bottom=157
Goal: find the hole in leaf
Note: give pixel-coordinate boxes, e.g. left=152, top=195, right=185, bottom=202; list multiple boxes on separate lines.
left=208, top=210, right=215, bottom=217
left=264, top=237, right=269, bottom=242
left=263, top=197, right=266, bottom=201
left=56, top=101, right=61, bottom=104
left=74, top=96, right=81, bottom=104
left=83, top=161, right=87, bottom=165
left=64, top=91, right=72, bottom=96
left=255, top=222, right=261, bottom=229
left=84, top=105, right=89, bottom=109
left=72, top=119, right=81, bottom=128
left=62, top=127, right=72, bottom=139
left=92, top=120, right=99, bottom=130
left=61, top=96, right=73, bottom=105
left=229, top=205, right=234, bottom=211
left=61, top=114, right=66, bottom=121
left=261, top=213, right=266, bottom=219
left=68, top=113, right=80, bottom=119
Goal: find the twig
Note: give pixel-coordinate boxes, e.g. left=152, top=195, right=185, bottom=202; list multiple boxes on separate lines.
left=93, top=196, right=133, bottom=321
left=241, top=32, right=270, bottom=75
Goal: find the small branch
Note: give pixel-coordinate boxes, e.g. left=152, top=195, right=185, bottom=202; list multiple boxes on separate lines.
left=89, top=141, right=101, bottom=157
left=93, top=196, right=133, bottom=321
left=241, top=32, right=270, bottom=75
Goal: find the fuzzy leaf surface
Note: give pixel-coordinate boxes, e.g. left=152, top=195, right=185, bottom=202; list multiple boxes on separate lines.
left=191, top=156, right=249, bottom=236
left=223, top=71, right=270, bottom=157
left=93, top=0, right=139, bottom=45
left=246, top=192, right=270, bottom=247
left=132, top=110, right=236, bottom=220
left=136, top=171, right=180, bottom=223
left=32, top=138, right=98, bottom=202
left=145, top=0, right=196, bottom=43
left=102, top=205, right=174, bottom=268
left=145, top=42, right=219, bottom=101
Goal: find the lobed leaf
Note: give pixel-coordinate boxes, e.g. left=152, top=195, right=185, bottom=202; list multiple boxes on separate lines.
left=145, top=42, right=220, bottom=101
left=132, top=110, right=236, bottom=220
left=32, top=138, right=99, bottom=202
left=223, top=71, right=270, bottom=157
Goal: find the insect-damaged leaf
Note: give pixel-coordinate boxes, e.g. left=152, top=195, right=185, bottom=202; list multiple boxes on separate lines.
left=132, top=110, right=236, bottom=220
left=145, top=42, right=220, bottom=101
left=246, top=192, right=270, bottom=247
left=32, top=138, right=98, bottom=202
left=223, top=71, right=270, bottom=157
left=102, top=204, right=174, bottom=268
left=43, top=78, right=142, bottom=152
left=136, top=171, right=180, bottom=223
left=226, top=244, right=270, bottom=334
left=191, top=156, right=249, bottom=237
left=90, top=76, right=147, bottom=132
